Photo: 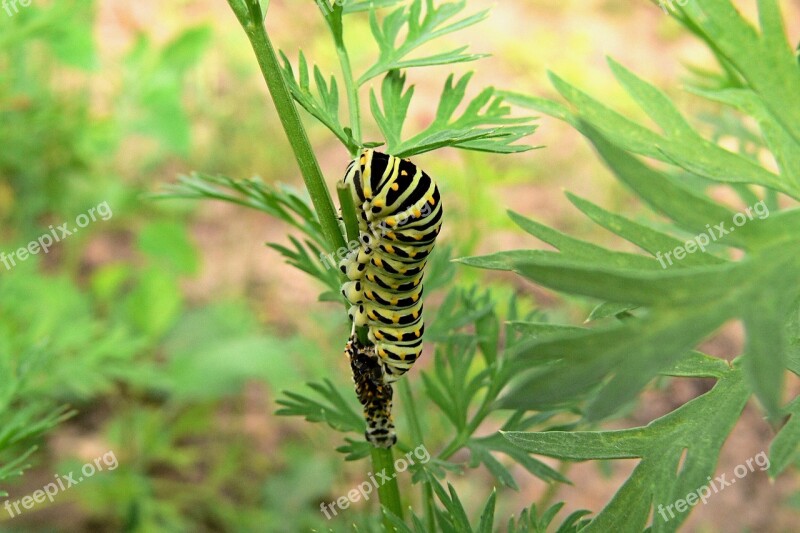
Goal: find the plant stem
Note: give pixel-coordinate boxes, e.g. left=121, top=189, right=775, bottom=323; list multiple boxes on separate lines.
left=231, top=0, right=346, bottom=255
left=316, top=1, right=362, bottom=151
left=227, top=0, right=403, bottom=525
left=398, top=380, right=435, bottom=532
left=371, top=447, right=404, bottom=528
left=337, top=183, right=370, bottom=346
left=336, top=183, right=360, bottom=250
left=337, top=47, right=362, bottom=150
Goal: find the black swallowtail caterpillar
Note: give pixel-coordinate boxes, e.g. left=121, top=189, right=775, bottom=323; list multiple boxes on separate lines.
left=346, top=336, right=396, bottom=447
left=339, top=149, right=443, bottom=447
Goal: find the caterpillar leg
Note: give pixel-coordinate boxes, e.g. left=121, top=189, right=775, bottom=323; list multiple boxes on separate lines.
left=345, top=335, right=396, bottom=448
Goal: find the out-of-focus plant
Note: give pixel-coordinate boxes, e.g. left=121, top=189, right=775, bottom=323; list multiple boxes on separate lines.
left=454, top=1, right=800, bottom=530
left=0, top=0, right=216, bottom=526
left=0, top=0, right=209, bottom=237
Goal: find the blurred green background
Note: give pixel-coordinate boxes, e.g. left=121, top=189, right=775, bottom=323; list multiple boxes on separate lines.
left=1, top=1, right=799, bottom=531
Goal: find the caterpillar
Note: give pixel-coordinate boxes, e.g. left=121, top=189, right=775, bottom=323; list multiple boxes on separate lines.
left=346, top=335, right=396, bottom=448
left=339, top=149, right=443, bottom=447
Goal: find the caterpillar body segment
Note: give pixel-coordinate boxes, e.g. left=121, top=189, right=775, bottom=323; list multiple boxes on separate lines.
left=340, top=149, right=442, bottom=447
left=346, top=335, right=396, bottom=448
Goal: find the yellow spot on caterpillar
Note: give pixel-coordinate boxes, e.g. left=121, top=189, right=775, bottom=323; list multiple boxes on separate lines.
left=409, top=250, right=417, bottom=258
left=386, top=217, right=396, bottom=226
left=374, top=331, right=384, bottom=340
left=373, top=258, right=383, bottom=267
left=386, top=231, right=396, bottom=240
left=401, top=170, right=408, bottom=177
left=427, top=196, right=435, bottom=205
left=412, top=311, right=419, bottom=319
left=384, top=245, right=395, bottom=254
left=364, top=189, right=373, bottom=199
left=373, top=200, right=384, bottom=208
left=360, top=155, right=367, bottom=165
left=391, top=298, right=398, bottom=306
left=391, top=183, right=399, bottom=191
left=379, top=348, right=386, bottom=357
left=368, top=311, right=376, bottom=320
left=413, top=208, right=421, bottom=217
left=412, top=294, right=419, bottom=302
left=414, top=329, right=421, bottom=337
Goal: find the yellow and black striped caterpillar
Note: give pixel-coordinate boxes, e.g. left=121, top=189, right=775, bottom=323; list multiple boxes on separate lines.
left=339, top=149, right=443, bottom=447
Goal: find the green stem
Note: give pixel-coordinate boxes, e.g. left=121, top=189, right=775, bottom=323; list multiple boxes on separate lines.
left=227, top=0, right=403, bottom=524
left=337, top=183, right=370, bottom=346
left=371, top=447, right=404, bottom=528
left=334, top=38, right=362, bottom=149
left=336, top=183, right=360, bottom=249
left=398, top=380, right=435, bottom=532
left=230, top=0, right=346, bottom=256
left=316, top=1, right=362, bottom=150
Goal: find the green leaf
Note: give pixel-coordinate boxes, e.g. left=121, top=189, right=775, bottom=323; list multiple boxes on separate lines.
left=125, top=267, right=183, bottom=339
left=509, top=59, right=800, bottom=198
left=160, top=26, right=212, bottom=73
left=342, top=0, right=406, bottom=14
left=359, top=0, right=489, bottom=85
left=607, top=58, right=792, bottom=196
left=276, top=380, right=365, bottom=435
left=507, top=210, right=661, bottom=271
left=137, top=221, right=199, bottom=275
left=41, top=1, right=98, bottom=70
left=280, top=50, right=355, bottom=151
left=769, top=397, right=800, bottom=477
left=587, top=302, right=637, bottom=322
left=504, top=365, right=749, bottom=532
left=155, top=175, right=340, bottom=297
left=370, top=70, right=414, bottom=150
left=476, top=489, right=497, bottom=533
left=467, top=442, right=517, bottom=488
left=507, top=501, right=591, bottom=533
left=371, top=72, right=538, bottom=157
left=687, top=87, right=800, bottom=190
left=491, top=239, right=799, bottom=420
left=471, top=433, right=572, bottom=486
left=565, top=193, right=726, bottom=267
left=662, top=351, right=731, bottom=379
left=679, top=0, right=800, bottom=146
left=430, top=481, right=477, bottom=532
